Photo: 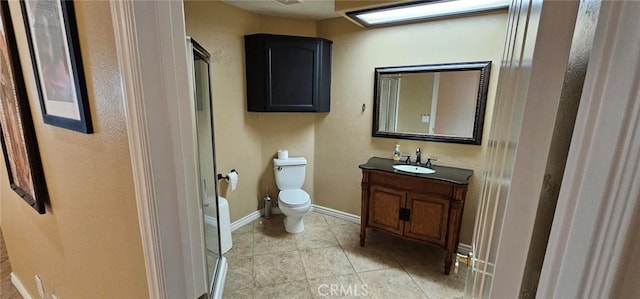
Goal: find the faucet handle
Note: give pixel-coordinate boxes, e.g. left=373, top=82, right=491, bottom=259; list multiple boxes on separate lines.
left=425, top=157, right=437, bottom=168
left=401, top=154, right=411, bottom=164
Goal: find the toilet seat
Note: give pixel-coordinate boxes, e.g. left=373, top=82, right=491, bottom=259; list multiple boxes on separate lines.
left=278, top=189, right=310, bottom=208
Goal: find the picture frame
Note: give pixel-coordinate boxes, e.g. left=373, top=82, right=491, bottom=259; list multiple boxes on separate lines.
left=21, top=0, right=92, bottom=133
left=0, top=1, right=48, bottom=214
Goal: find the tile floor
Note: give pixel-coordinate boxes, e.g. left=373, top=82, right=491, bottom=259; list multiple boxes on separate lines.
left=220, top=212, right=466, bottom=299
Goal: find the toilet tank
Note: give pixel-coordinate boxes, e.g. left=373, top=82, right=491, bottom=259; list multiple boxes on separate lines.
left=273, top=157, right=306, bottom=190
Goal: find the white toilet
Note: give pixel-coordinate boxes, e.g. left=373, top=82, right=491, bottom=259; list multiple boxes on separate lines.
left=273, top=157, right=312, bottom=233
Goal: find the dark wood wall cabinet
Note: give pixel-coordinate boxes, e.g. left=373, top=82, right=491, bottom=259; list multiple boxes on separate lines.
left=244, top=34, right=332, bottom=112
left=359, top=157, right=473, bottom=274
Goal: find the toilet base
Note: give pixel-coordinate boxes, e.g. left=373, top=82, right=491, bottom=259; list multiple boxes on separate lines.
left=283, top=215, right=305, bottom=234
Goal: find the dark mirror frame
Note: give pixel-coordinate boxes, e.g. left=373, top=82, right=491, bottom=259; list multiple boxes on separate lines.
left=372, top=61, right=491, bottom=145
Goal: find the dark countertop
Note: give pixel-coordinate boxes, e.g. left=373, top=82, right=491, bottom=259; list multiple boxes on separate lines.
left=359, top=157, right=474, bottom=185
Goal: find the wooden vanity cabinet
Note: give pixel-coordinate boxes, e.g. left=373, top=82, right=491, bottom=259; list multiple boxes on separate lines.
left=360, top=169, right=468, bottom=275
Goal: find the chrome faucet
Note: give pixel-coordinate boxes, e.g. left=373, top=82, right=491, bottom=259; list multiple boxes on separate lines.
left=415, top=148, right=422, bottom=165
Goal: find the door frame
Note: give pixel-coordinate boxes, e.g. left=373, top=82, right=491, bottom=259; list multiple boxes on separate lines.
left=108, top=0, right=639, bottom=298
left=477, top=0, right=582, bottom=297
left=537, top=1, right=640, bottom=298
left=109, top=1, right=207, bottom=298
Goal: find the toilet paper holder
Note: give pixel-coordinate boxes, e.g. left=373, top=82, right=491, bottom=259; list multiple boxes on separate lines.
left=217, top=169, right=238, bottom=181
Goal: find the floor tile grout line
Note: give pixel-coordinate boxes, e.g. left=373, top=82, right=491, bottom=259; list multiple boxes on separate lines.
left=404, top=264, right=433, bottom=299
left=225, top=212, right=464, bottom=299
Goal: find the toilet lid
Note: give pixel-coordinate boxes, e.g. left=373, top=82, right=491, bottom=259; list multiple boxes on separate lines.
left=279, top=189, right=310, bottom=207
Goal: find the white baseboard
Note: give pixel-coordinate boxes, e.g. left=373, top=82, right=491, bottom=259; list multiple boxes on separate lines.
left=203, top=214, right=217, bottom=227
left=229, top=204, right=472, bottom=255
left=309, top=204, right=472, bottom=254
left=229, top=207, right=285, bottom=232
left=11, top=272, right=32, bottom=299
left=310, top=204, right=360, bottom=224
left=457, top=243, right=472, bottom=255
left=230, top=210, right=261, bottom=232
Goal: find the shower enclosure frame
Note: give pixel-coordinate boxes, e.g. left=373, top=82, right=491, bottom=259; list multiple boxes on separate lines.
left=187, top=36, right=227, bottom=297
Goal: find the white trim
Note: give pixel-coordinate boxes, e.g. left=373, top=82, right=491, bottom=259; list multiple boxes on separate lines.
left=109, top=2, right=166, bottom=297
left=230, top=210, right=261, bottom=232
left=228, top=207, right=284, bottom=232
left=10, top=273, right=32, bottom=299
left=228, top=206, right=295, bottom=232
left=203, top=214, right=217, bottom=227
left=227, top=205, right=473, bottom=260
left=457, top=243, right=472, bottom=256
left=311, top=204, right=472, bottom=254
left=393, top=78, right=401, bottom=131
left=465, top=0, right=582, bottom=297
left=538, top=2, right=640, bottom=298
left=110, top=1, right=206, bottom=298
left=430, top=73, right=439, bottom=134
left=211, top=257, right=228, bottom=299
left=228, top=204, right=473, bottom=256
left=311, top=204, right=360, bottom=224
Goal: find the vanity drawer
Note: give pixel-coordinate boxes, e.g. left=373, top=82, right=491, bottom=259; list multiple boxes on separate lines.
left=369, top=170, right=452, bottom=197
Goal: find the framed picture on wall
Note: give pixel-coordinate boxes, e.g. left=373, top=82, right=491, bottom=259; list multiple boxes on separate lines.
left=0, top=1, right=48, bottom=214
left=20, top=0, right=92, bottom=133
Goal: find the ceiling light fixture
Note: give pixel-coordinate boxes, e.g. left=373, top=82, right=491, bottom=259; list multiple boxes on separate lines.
left=347, top=0, right=509, bottom=27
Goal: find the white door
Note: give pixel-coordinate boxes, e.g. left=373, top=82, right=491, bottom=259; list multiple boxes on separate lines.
left=428, top=73, right=439, bottom=134
left=464, top=0, right=585, bottom=297
left=379, top=76, right=401, bottom=131
left=538, top=1, right=640, bottom=298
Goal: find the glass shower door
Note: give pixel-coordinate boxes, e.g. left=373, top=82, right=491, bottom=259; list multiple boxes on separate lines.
left=188, top=37, right=226, bottom=297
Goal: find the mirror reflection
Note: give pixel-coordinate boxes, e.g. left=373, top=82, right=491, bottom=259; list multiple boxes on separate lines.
left=373, top=61, right=491, bottom=145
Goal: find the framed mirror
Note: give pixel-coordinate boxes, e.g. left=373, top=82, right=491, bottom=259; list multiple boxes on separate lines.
left=373, top=61, right=491, bottom=145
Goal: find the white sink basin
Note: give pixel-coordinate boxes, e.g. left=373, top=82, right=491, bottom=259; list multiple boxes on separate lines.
left=392, top=164, right=436, bottom=174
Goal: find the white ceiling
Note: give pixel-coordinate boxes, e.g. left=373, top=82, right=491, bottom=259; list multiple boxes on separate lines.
left=222, top=0, right=339, bottom=20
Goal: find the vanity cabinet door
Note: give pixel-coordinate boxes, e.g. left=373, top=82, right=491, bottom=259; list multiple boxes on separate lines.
left=404, top=193, right=450, bottom=245
left=368, top=185, right=405, bottom=235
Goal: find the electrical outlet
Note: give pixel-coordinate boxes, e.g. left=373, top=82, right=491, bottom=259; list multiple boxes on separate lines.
left=35, top=275, right=45, bottom=298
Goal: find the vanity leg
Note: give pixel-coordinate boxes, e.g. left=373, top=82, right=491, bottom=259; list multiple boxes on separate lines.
left=444, top=250, right=453, bottom=275
left=360, top=173, right=370, bottom=247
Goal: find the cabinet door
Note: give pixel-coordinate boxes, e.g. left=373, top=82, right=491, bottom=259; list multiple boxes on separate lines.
left=267, top=39, right=320, bottom=111
left=404, top=193, right=450, bottom=245
left=368, top=185, right=405, bottom=235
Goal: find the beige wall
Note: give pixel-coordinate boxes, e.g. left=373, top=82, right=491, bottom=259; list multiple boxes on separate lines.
left=184, top=1, right=319, bottom=221
left=0, top=1, right=148, bottom=298
left=435, top=71, right=480, bottom=136
left=315, top=14, right=507, bottom=244
left=397, top=73, right=432, bottom=133
left=184, top=1, right=507, bottom=244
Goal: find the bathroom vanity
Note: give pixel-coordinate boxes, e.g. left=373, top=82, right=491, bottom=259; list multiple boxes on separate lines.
left=359, top=157, right=473, bottom=274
